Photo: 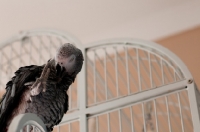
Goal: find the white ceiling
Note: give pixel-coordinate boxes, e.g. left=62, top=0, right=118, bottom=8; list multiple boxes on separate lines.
left=0, top=0, right=200, bottom=44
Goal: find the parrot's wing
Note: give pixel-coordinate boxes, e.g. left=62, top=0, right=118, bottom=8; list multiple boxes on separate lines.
left=56, top=73, right=75, bottom=113
left=0, top=65, right=43, bottom=128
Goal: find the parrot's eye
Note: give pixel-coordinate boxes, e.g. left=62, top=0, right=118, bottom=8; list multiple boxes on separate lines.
left=61, top=63, right=63, bottom=65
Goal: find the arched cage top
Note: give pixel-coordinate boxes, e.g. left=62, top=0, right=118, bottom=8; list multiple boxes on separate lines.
left=85, top=39, right=191, bottom=106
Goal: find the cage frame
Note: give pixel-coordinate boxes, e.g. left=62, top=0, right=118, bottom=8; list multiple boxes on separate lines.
left=0, top=29, right=199, bottom=132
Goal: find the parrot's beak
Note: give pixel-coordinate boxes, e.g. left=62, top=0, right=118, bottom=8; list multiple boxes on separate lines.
left=48, top=59, right=56, bottom=67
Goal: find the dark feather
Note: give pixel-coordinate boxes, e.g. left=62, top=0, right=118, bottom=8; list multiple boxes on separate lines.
left=0, top=62, right=75, bottom=131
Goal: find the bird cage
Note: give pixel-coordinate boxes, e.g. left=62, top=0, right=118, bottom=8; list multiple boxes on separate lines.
left=0, top=29, right=199, bottom=132
left=0, top=29, right=82, bottom=131
left=0, top=29, right=81, bottom=113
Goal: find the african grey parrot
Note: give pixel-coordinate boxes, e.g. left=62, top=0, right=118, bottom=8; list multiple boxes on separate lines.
left=0, top=43, right=84, bottom=131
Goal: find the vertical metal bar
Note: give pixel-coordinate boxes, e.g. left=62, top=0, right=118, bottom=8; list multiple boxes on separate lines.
left=187, top=83, right=200, bottom=132
left=112, top=50, right=131, bottom=92
left=104, top=51, right=118, bottom=87
left=148, top=52, right=153, bottom=88
left=32, top=126, right=35, bottom=132
left=136, top=48, right=142, bottom=91
left=152, top=55, right=170, bottom=83
left=29, top=39, right=32, bottom=65
left=30, top=40, right=45, bottom=64
left=125, top=47, right=130, bottom=94
left=0, top=51, right=2, bottom=89
left=80, top=115, right=87, bottom=132
left=88, top=57, right=114, bottom=104
left=48, top=36, right=52, bottom=58
left=89, top=51, right=114, bottom=100
left=149, top=54, right=162, bottom=84
left=119, top=110, right=122, bottom=132
left=94, top=51, right=97, bottom=103
left=142, top=103, right=147, bottom=132
left=179, top=92, right=193, bottom=127
left=38, top=36, right=42, bottom=64
left=78, top=45, right=87, bottom=132
left=107, top=113, right=110, bottom=132
left=69, top=86, right=72, bottom=110
left=130, top=106, right=135, bottom=132
left=9, top=44, right=13, bottom=79
left=69, top=123, right=71, bottom=132
left=161, top=59, right=165, bottom=85
left=173, top=73, right=190, bottom=127
left=174, top=71, right=177, bottom=82
left=74, top=81, right=77, bottom=109
left=157, top=97, right=173, bottom=131
left=26, top=125, right=30, bottom=132
left=104, top=48, right=108, bottom=100
left=163, top=61, right=174, bottom=83
left=173, top=75, right=190, bottom=126
left=153, top=100, right=159, bottom=132
left=39, top=36, right=52, bottom=60
left=165, top=96, right=172, bottom=132
left=177, top=92, right=185, bottom=132
left=22, top=38, right=37, bottom=64
left=114, top=47, right=119, bottom=97
left=137, top=50, right=153, bottom=89
left=57, top=126, right=60, bottom=132
left=96, top=117, right=99, bottom=132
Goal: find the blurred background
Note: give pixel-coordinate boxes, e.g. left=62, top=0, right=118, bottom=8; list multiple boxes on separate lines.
left=0, top=0, right=200, bottom=87
left=0, top=1, right=200, bottom=132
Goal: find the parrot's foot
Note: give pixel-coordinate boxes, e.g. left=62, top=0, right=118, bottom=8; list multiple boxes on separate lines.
left=30, top=63, right=50, bottom=96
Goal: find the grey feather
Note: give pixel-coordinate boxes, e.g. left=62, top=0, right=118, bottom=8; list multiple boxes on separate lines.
left=11, top=84, right=16, bottom=97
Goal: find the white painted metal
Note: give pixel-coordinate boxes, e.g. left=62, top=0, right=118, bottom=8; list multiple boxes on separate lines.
left=130, top=106, right=135, bottom=132
left=177, top=92, right=185, bottom=132
left=114, top=47, right=119, bottom=97
left=165, top=96, right=172, bottom=132
left=136, top=48, right=142, bottom=92
left=107, top=113, right=110, bottom=132
left=78, top=43, right=88, bottom=132
left=125, top=47, right=130, bottom=94
left=96, top=116, right=99, bottom=132
left=63, top=80, right=188, bottom=122
left=187, top=83, right=200, bottom=132
left=104, top=48, right=108, bottom=100
left=8, top=113, right=47, bottom=132
left=119, top=110, right=122, bottom=132
left=153, top=99, right=159, bottom=132
left=141, top=103, right=146, bottom=132
left=0, top=30, right=199, bottom=132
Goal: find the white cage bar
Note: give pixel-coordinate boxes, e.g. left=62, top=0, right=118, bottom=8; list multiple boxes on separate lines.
left=0, top=30, right=199, bottom=132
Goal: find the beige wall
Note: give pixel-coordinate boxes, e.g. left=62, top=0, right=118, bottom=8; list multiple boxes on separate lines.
left=156, top=26, right=200, bottom=88
left=0, top=1, right=200, bottom=44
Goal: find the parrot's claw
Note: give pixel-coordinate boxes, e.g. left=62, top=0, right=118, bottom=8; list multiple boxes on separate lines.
left=30, top=63, right=50, bottom=96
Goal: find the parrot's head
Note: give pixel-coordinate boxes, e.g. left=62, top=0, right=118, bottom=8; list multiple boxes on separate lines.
left=55, top=43, right=84, bottom=77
